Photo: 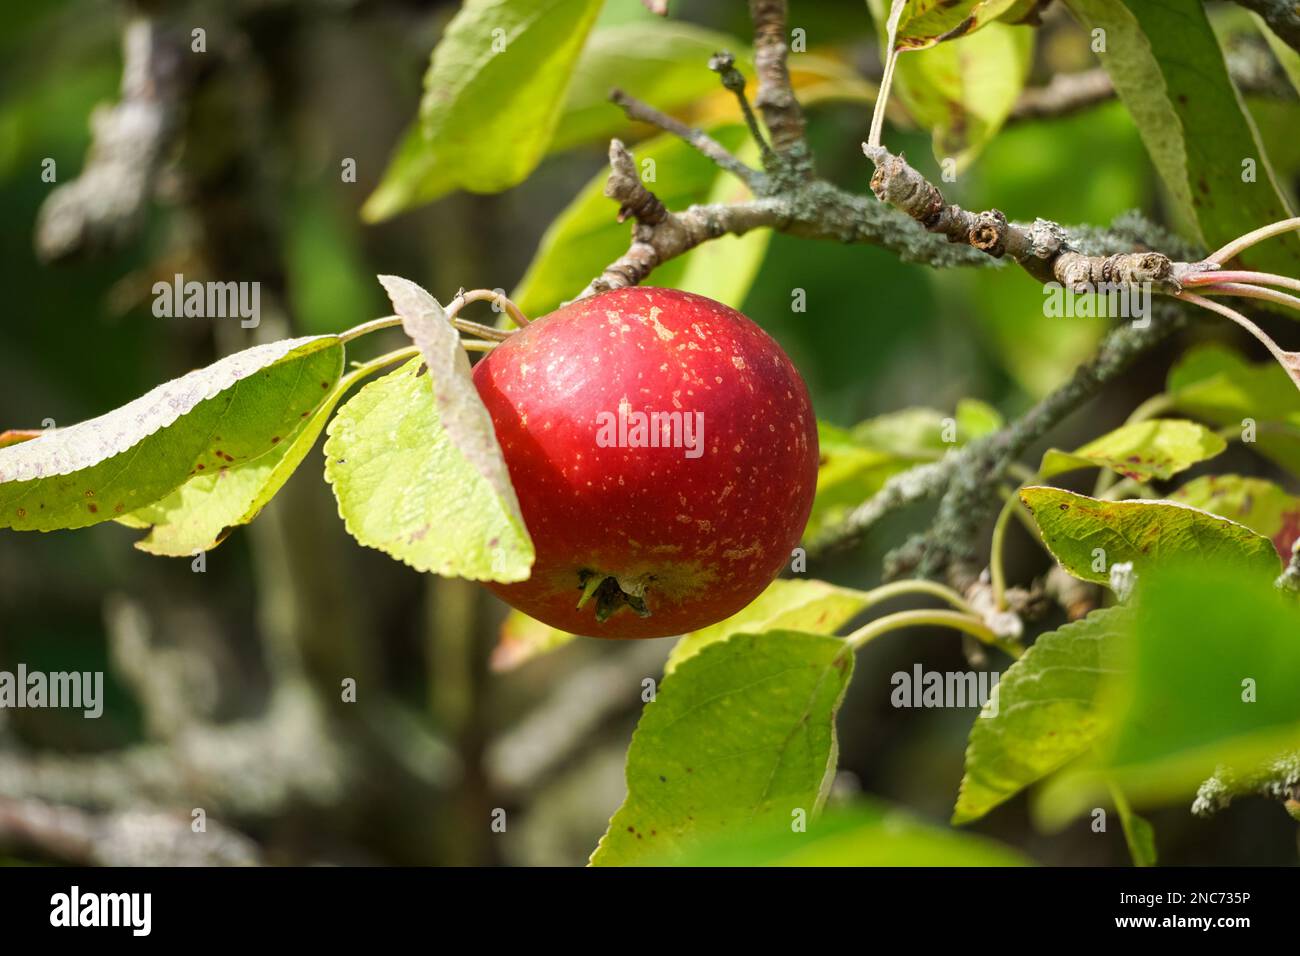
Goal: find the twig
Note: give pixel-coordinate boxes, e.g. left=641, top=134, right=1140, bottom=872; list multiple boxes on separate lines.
left=862, top=146, right=1213, bottom=291
left=1011, top=68, right=1115, bottom=121
left=580, top=139, right=787, bottom=296
left=747, top=0, right=813, bottom=178
left=708, top=51, right=778, bottom=174
left=608, top=88, right=762, bottom=189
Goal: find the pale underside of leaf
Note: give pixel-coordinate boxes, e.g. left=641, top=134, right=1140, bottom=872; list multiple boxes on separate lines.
left=0, top=336, right=342, bottom=532
left=124, top=357, right=352, bottom=556
left=377, top=275, right=525, bottom=515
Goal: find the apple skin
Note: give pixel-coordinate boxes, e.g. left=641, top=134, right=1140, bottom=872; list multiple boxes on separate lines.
left=472, top=287, right=818, bottom=638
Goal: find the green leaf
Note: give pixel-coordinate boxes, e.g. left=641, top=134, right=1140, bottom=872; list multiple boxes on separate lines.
left=550, top=21, right=747, bottom=152
left=1171, top=474, right=1300, bottom=559
left=490, top=610, right=577, bottom=671
left=363, top=0, right=606, bottom=221
left=552, top=22, right=874, bottom=154
left=1064, top=0, right=1300, bottom=277
left=852, top=405, right=971, bottom=452
left=1039, top=418, right=1227, bottom=482
left=124, top=360, right=356, bottom=556
left=1019, top=486, right=1281, bottom=586
left=660, top=800, right=1030, bottom=866
left=666, top=578, right=871, bottom=675
left=805, top=422, right=912, bottom=542
left=956, top=397, right=1004, bottom=438
left=0, top=337, right=343, bottom=533
left=954, top=607, right=1127, bottom=824
left=324, top=356, right=533, bottom=582
left=878, top=0, right=1025, bottom=52
left=512, top=127, right=765, bottom=318
left=590, top=630, right=853, bottom=866
left=806, top=406, right=992, bottom=541
left=895, top=22, right=1034, bottom=172
left=1104, top=560, right=1300, bottom=804
left=1167, top=343, right=1300, bottom=476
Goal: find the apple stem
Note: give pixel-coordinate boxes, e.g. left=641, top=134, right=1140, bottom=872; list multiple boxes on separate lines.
left=1175, top=290, right=1300, bottom=389
left=1206, top=216, right=1300, bottom=265
left=1181, top=269, right=1300, bottom=293
left=341, top=288, right=530, bottom=346
left=844, top=608, right=1021, bottom=659
left=339, top=314, right=401, bottom=343
left=857, top=577, right=977, bottom=616
left=447, top=288, right=531, bottom=327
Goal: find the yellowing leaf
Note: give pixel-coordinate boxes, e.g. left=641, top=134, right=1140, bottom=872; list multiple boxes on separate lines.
left=324, top=357, right=533, bottom=582
left=886, top=0, right=1025, bottom=52
left=1019, top=486, right=1281, bottom=586
left=1170, top=474, right=1300, bottom=559
left=491, top=610, right=577, bottom=671
left=666, top=578, right=871, bottom=674
left=1039, top=418, right=1226, bottom=482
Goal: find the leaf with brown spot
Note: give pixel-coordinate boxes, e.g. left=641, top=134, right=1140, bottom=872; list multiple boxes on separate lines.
left=0, top=336, right=343, bottom=533
left=1020, top=486, right=1280, bottom=587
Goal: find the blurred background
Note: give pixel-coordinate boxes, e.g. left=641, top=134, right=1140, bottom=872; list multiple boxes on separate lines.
left=1, top=0, right=1297, bottom=865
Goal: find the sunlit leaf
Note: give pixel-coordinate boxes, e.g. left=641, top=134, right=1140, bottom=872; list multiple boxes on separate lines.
left=876, top=0, right=1025, bottom=52
left=363, top=0, right=605, bottom=221
left=324, top=358, right=533, bottom=581
left=662, top=800, right=1030, bottom=866
left=666, top=577, right=871, bottom=674
left=125, top=364, right=353, bottom=556
left=0, top=337, right=343, bottom=533
left=1019, top=486, right=1280, bottom=586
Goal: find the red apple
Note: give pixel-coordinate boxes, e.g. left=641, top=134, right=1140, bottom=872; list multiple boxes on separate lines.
left=472, top=287, right=818, bottom=638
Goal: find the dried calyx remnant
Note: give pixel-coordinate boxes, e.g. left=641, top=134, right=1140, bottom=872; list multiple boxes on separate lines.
left=861, top=145, right=1210, bottom=292
left=577, top=570, right=651, bottom=622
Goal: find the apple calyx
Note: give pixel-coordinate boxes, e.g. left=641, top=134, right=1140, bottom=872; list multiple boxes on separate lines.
left=577, top=570, right=652, bottom=622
